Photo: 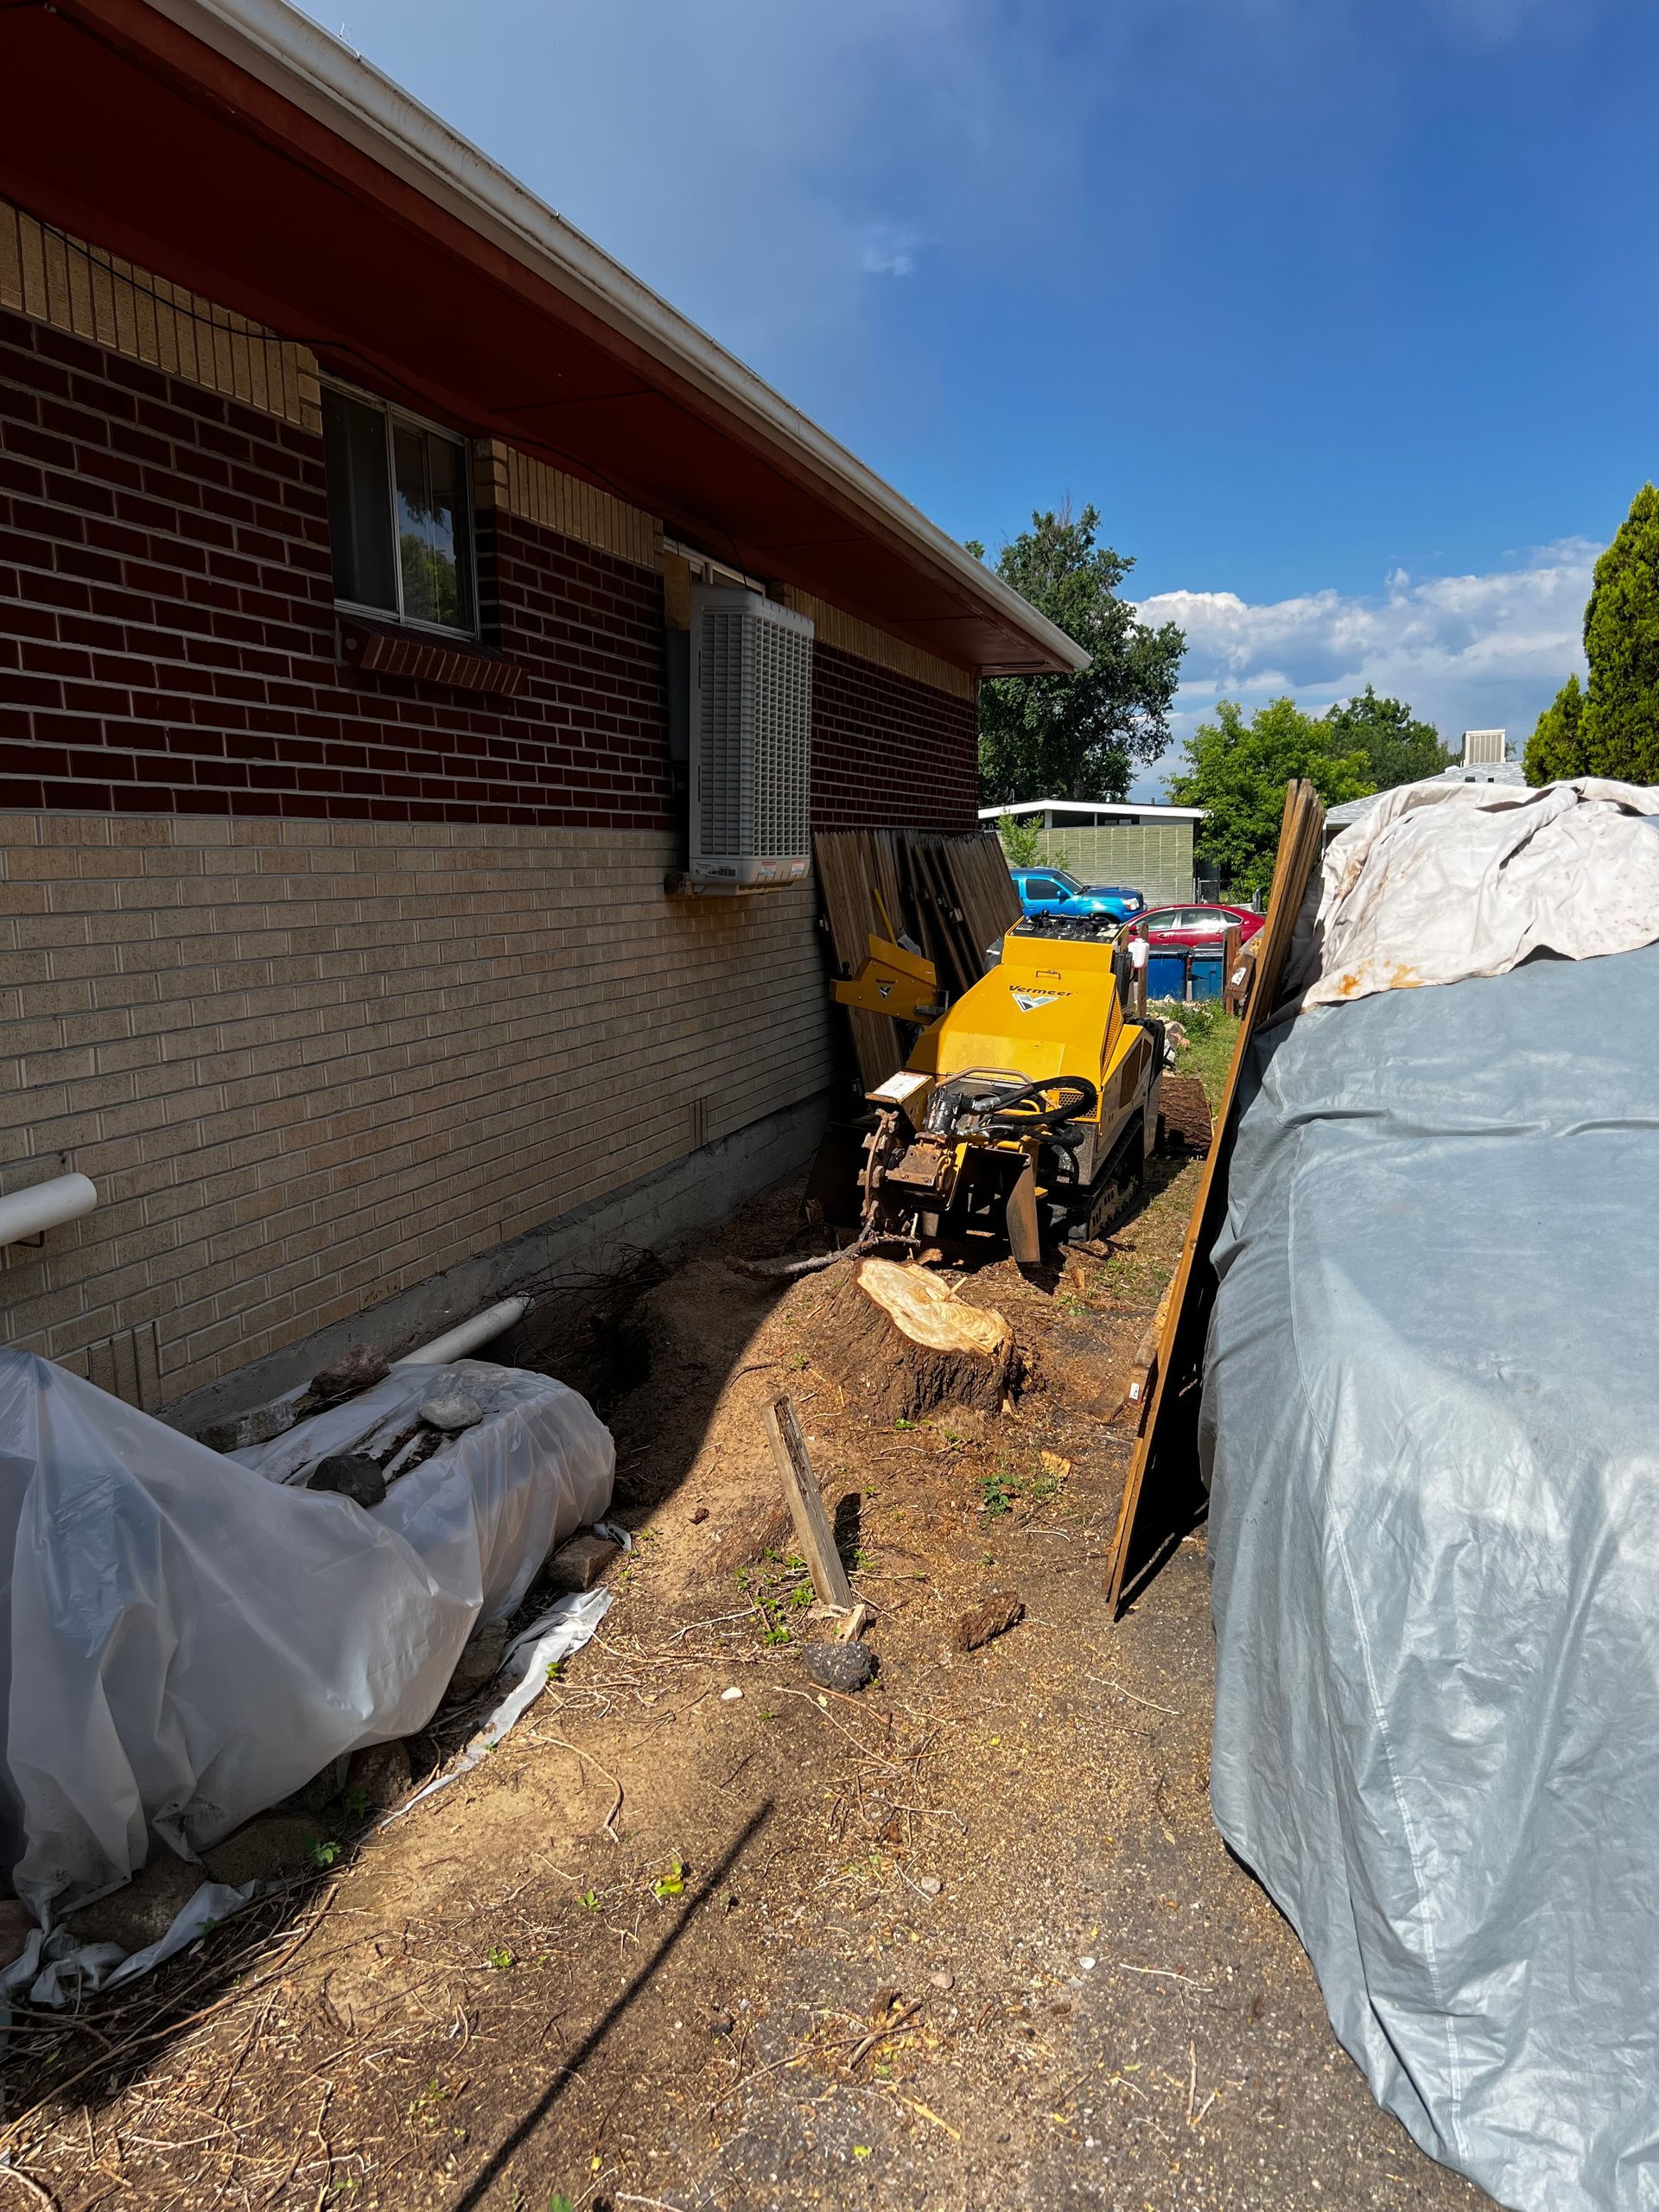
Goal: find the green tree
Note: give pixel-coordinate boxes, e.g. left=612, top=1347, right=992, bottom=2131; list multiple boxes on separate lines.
left=1167, top=696, right=1375, bottom=896
left=995, top=811, right=1046, bottom=867
left=1523, top=673, right=1588, bottom=786
left=1325, top=684, right=1452, bottom=790
left=972, top=505, right=1185, bottom=804
left=1577, top=483, right=1659, bottom=782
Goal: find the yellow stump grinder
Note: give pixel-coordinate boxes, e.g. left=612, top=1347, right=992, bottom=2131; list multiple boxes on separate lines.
left=811, top=913, right=1211, bottom=1265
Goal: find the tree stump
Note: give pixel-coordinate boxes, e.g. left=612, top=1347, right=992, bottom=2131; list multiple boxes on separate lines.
left=1157, top=1074, right=1213, bottom=1154
left=817, top=1258, right=1017, bottom=1423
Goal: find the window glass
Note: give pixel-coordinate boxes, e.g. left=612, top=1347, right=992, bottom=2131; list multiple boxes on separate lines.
left=321, top=386, right=396, bottom=613
left=1184, top=908, right=1228, bottom=932
left=393, top=421, right=472, bottom=631
left=1025, top=877, right=1063, bottom=899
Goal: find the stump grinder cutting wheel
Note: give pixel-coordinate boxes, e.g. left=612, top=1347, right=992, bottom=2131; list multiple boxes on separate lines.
left=810, top=914, right=1212, bottom=1265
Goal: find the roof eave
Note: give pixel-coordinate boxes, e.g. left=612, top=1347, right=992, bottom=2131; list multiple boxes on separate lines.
left=978, top=800, right=1206, bottom=822
left=138, top=0, right=1089, bottom=680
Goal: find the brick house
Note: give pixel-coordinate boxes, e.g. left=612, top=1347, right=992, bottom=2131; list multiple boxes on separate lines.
left=0, top=0, right=1080, bottom=1423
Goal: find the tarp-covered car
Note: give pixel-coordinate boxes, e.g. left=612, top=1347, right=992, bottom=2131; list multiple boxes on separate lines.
left=1204, top=777, right=1659, bottom=2212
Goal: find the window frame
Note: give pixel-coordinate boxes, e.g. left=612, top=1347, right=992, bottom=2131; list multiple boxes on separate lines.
left=320, top=375, right=479, bottom=642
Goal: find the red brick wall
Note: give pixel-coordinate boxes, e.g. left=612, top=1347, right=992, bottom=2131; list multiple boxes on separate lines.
left=810, top=640, right=980, bottom=833
left=0, top=305, right=980, bottom=831
left=0, top=308, right=669, bottom=828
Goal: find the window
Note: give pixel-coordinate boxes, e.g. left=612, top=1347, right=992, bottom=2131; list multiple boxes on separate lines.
left=321, top=383, right=474, bottom=635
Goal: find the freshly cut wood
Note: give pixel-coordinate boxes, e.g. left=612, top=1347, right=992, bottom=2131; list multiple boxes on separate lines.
left=817, top=1258, right=1017, bottom=1421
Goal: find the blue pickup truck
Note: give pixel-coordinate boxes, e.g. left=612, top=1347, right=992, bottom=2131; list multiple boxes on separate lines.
left=1008, top=867, right=1146, bottom=924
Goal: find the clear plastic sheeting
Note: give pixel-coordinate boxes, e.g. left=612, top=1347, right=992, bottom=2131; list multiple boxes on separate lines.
left=0, top=1351, right=613, bottom=1926
left=1203, top=941, right=1659, bottom=2212
left=1285, top=775, right=1659, bottom=1011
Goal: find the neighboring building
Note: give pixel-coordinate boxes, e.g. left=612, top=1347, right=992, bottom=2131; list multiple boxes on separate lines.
left=978, top=800, right=1207, bottom=906
left=1324, top=730, right=1527, bottom=839
left=0, top=0, right=1081, bottom=1421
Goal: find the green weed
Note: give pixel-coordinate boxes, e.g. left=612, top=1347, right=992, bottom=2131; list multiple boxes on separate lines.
left=979, top=1470, right=1019, bottom=1517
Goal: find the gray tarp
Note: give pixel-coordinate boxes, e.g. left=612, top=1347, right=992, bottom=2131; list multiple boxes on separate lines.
left=1203, top=939, right=1659, bottom=2212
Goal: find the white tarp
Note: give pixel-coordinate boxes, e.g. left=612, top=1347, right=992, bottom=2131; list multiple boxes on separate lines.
left=1285, top=776, right=1659, bottom=1010
left=0, top=1351, right=613, bottom=1925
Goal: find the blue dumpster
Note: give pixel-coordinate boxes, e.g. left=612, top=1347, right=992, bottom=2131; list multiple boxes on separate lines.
left=1147, top=950, right=1187, bottom=1000
left=1189, top=951, right=1224, bottom=1001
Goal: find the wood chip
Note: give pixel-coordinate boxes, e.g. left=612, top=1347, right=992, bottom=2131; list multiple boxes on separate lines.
left=951, top=1590, right=1025, bottom=1654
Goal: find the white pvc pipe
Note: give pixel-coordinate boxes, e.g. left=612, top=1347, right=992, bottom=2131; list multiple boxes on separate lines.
left=403, top=1295, right=529, bottom=1365
left=0, top=1172, right=98, bottom=1248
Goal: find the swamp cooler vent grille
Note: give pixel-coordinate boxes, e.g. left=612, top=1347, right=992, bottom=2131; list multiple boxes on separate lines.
left=690, top=587, right=813, bottom=888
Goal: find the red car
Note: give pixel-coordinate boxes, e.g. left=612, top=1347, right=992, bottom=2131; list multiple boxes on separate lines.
left=1129, top=902, right=1265, bottom=950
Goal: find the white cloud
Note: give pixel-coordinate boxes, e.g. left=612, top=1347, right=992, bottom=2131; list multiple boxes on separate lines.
left=859, top=223, right=929, bottom=278
left=1127, top=542, right=1594, bottom=798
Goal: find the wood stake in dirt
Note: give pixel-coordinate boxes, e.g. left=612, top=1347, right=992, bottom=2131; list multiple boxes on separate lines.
left=817, top=1258, right=1017, bottom=1423
left=765, top=1394, right=855, bottom=1609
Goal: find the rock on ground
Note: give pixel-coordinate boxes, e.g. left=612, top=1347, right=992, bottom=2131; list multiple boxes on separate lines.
left=444, top=1617, right=510, bottom=1703
left=64, top=1849, right=204, bottom=1952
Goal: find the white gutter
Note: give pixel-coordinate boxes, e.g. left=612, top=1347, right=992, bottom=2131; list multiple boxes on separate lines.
left=141, top=0, right=1088, bottom=679
left=403, top=1296, right=529, bottom=1366
left=0, top=1172, right=98, bottom=1248
left=981, top=801, right=1207, bottom=822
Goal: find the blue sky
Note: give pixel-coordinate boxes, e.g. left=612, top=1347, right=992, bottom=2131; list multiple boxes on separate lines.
left=310, top=0, right=1656, bottom=793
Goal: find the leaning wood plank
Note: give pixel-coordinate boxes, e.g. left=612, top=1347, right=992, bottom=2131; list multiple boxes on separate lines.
left=1103, top=1282, right=1174, bottom=1431
left=1103, top=779, right=1325, bottom=1614
left=815, top=830, right=904, bottom=1090
left=765, top=1393, right=855, bottom=1609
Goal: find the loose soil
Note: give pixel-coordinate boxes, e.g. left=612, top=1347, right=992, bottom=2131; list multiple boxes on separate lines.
left=3, top=1041, right=1488, bottom=2212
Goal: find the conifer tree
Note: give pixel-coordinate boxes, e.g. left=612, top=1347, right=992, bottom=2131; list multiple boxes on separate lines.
left=1579, top=484, right=1659, bottom=782
left=1523, top=673, right=1587, bottom=786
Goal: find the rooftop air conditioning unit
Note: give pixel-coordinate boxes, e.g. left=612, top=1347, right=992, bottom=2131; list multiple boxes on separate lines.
left=689, top=586, right=813, bottom=889
left=1461, top=728, right=1507, bottom=766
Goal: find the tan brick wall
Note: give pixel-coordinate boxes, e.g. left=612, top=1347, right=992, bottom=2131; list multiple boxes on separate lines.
left=0, top=815, right=832, bottom=1403
left=0, top=200, right=322, bottom=434
left=477, top=439, right=662, bottom=572
left=782, top=587, right=976, bottom=703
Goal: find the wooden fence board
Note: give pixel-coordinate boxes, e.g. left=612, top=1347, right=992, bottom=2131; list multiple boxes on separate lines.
left=1103, top=780, right=1326, bottom=1614
left=813, top=829, right=1020, bottom=1090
